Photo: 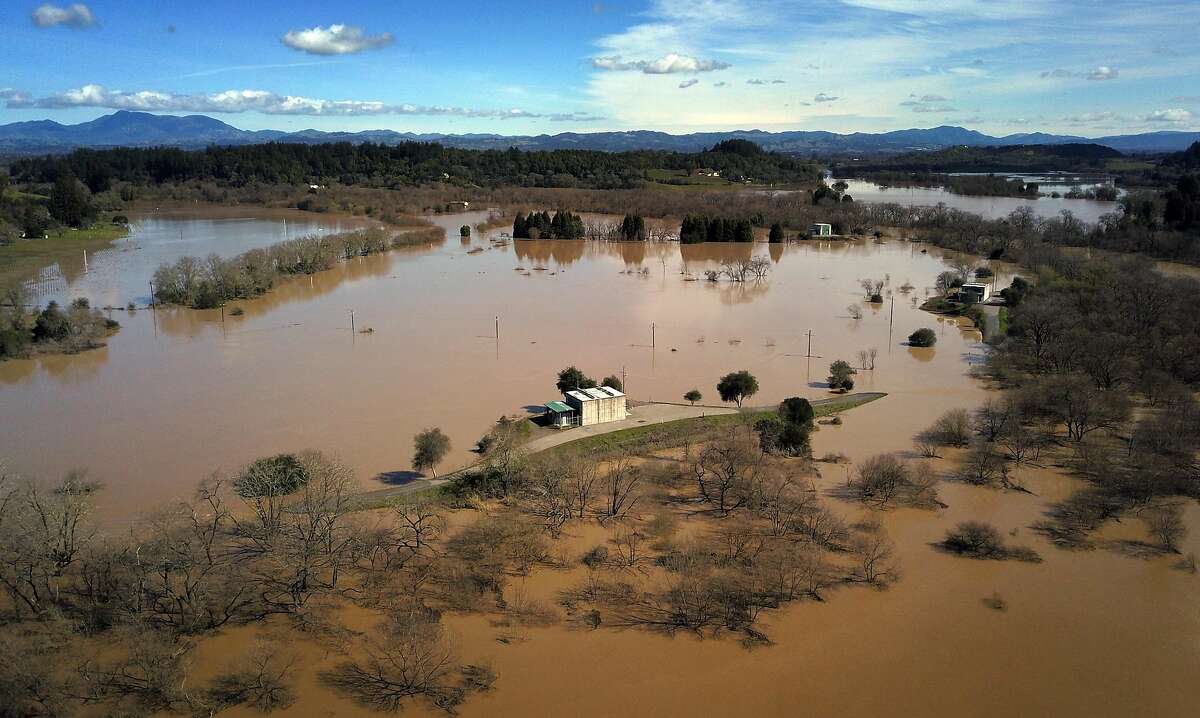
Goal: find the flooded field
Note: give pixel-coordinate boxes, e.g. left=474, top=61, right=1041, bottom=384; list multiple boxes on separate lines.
left=23, top=207, right=372, bottom=308
left=1, top=208, right=1000, bottom=520
left=830, top=177, right=1121, bottom=224
left=3, top=207, right=1197, bottom=718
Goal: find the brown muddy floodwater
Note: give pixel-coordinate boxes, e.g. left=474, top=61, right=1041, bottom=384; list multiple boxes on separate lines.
left=1, top=209, right=998, bottom=519
left=4, top=208, right=1198, bottom=717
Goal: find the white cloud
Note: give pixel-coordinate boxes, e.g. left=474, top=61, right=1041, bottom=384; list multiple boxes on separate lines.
left=31, top=3, right=94, bottom=28
left=281, top=24, right=393, bottom=55
left=1171, top=95, right=1200, bottom=103
left=813, top=92, right=839, bottom=102
left=1141, top=108, right=1194, bottom=124
left=5, top=84, right=599, bottom=120
left=678, top=79, right=699, bottom=88
left=836, top=1, right=1045, bottom=20
left=590, top=52, right=730, bottom=74
left=1042, top=66, right=1119, bottom=81
left=1062, top=111, right=1118, bottom=123
left=0, top=88, right=32, bottom=104
left=901, top=93, right=955, bottom=112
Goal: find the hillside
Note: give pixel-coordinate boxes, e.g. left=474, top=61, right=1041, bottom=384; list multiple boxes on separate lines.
left=2, top=111, right=1198, bottom=155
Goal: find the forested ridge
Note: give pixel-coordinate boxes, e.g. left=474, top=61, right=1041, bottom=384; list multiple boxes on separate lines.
left=7, top=141, right=820, bottom=190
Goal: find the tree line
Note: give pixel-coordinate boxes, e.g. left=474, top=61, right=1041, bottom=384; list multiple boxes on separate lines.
left=152, top=227, right=442, bottom=308
left=679, top=215, right=755, bottom=244
left=8, top=140, right=820, bottom=192
left=512, top=210, right=585, bottom=239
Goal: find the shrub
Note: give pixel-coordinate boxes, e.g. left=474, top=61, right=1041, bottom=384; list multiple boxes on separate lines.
left=827, top=360, right=856, bottom=391
left=908, top=328, right=937, bottom=347
left=938, top=521, right=1041, bottom=562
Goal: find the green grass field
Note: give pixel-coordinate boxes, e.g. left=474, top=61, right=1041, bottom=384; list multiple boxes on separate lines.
left=0, top=221, right=129, bottom=288
left=543, top=393, right=885, bottom=460
left=352, top=392, right=886, bottom=511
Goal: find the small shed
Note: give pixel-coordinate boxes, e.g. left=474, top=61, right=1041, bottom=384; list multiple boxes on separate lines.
left=810, top=223, right=833, bottom=237
left=544, top=400, right=578, bottom=428
left=565, top=386, right=628, bottom=426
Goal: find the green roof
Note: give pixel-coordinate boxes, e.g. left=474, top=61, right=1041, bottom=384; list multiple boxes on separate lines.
left=545, top=401, right=573, bottom=413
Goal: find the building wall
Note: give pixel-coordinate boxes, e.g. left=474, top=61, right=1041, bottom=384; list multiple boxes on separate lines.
left=567, top=395, right=627, bottom=426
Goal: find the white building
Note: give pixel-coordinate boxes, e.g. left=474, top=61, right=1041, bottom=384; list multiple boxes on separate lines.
left=810, top=223, right=833, bottom=237
left=563, top=386, right=628, bottom=426
left=959, top=283, right=992, bottom=303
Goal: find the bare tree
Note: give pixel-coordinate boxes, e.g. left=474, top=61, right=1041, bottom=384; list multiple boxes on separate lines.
left=843, top=454, right=940, bottom=509
left=848, top=521, right=900, bottom=588
left=753, top=472, right=817, bottom=537
left=323, top=606, right=488, bottom=714
left=692, top=435, right=760, bottom=516
left=204, top=639, right=297, bottom=713
left=598, top=456, right=641, bottom=522
left=1143, top=504, right=1186, bottom=553
left=565, top=458, right=600, bottom=519
left=0, top=469, right=98, bottom=616
left=847, top=304, right=863, bottom=320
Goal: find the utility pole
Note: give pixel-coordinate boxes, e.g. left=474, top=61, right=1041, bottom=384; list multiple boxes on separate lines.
left=806, top=329, right=814, bottom=358
left=350, top=310, right=355, bottom=334
left=495, top=315, right=500, bottom=341
left=651, top=322, right=656, bottom=349
left=889, top=294, right=895, bottom=330
left=621, top=365, right=627, bottom=396
left=83, top=249, right=88, bottom=273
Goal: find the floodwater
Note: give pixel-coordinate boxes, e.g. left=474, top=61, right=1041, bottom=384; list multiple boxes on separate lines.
left=1, top=209, right=1002, bottom=520
left=830, top=177, right=1121, bottom=224
left=5, top=208, right=1198, bottom=717
left=22, top=207, right=372, bottom=308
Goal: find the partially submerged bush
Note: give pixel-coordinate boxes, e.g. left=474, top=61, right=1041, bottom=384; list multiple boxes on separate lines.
left=937, top=521, right=1041, bottom=562
left=908, top=328, right=937, bottom=347
left=842, top=454, right=940, bottom=509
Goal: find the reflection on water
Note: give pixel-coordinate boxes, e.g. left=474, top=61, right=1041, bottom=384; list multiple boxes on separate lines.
left=24, top=207, right=373, bottom=309
left=831, top=177, right=1120, bottom=224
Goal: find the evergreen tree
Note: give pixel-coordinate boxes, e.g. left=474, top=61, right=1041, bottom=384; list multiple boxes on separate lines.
left=769, top=222, right=784, bottom=243
left=48, top=171, right=92, bottom=228
left=734, top=219, right=754, bottom=243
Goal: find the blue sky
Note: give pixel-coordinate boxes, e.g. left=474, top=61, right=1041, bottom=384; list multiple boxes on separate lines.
left=2, top=0, right=1198, bottom=136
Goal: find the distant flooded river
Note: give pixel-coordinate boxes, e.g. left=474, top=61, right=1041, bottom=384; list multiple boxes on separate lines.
left=831, top=177, right=1121, bottom=224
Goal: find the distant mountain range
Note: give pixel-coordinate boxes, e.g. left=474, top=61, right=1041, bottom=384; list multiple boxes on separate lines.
left=1, top=110, right=1197, bottom=155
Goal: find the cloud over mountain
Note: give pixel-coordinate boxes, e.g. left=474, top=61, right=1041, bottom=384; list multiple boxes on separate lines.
left=1, top=84, right=597, bottom=120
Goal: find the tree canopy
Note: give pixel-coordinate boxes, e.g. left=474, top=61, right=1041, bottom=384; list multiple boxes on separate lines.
left=716, top=370, right=759, bottom=407
left=413, top=428, right=451, bottom=477
left=556, top=366, right=596, bottom=394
